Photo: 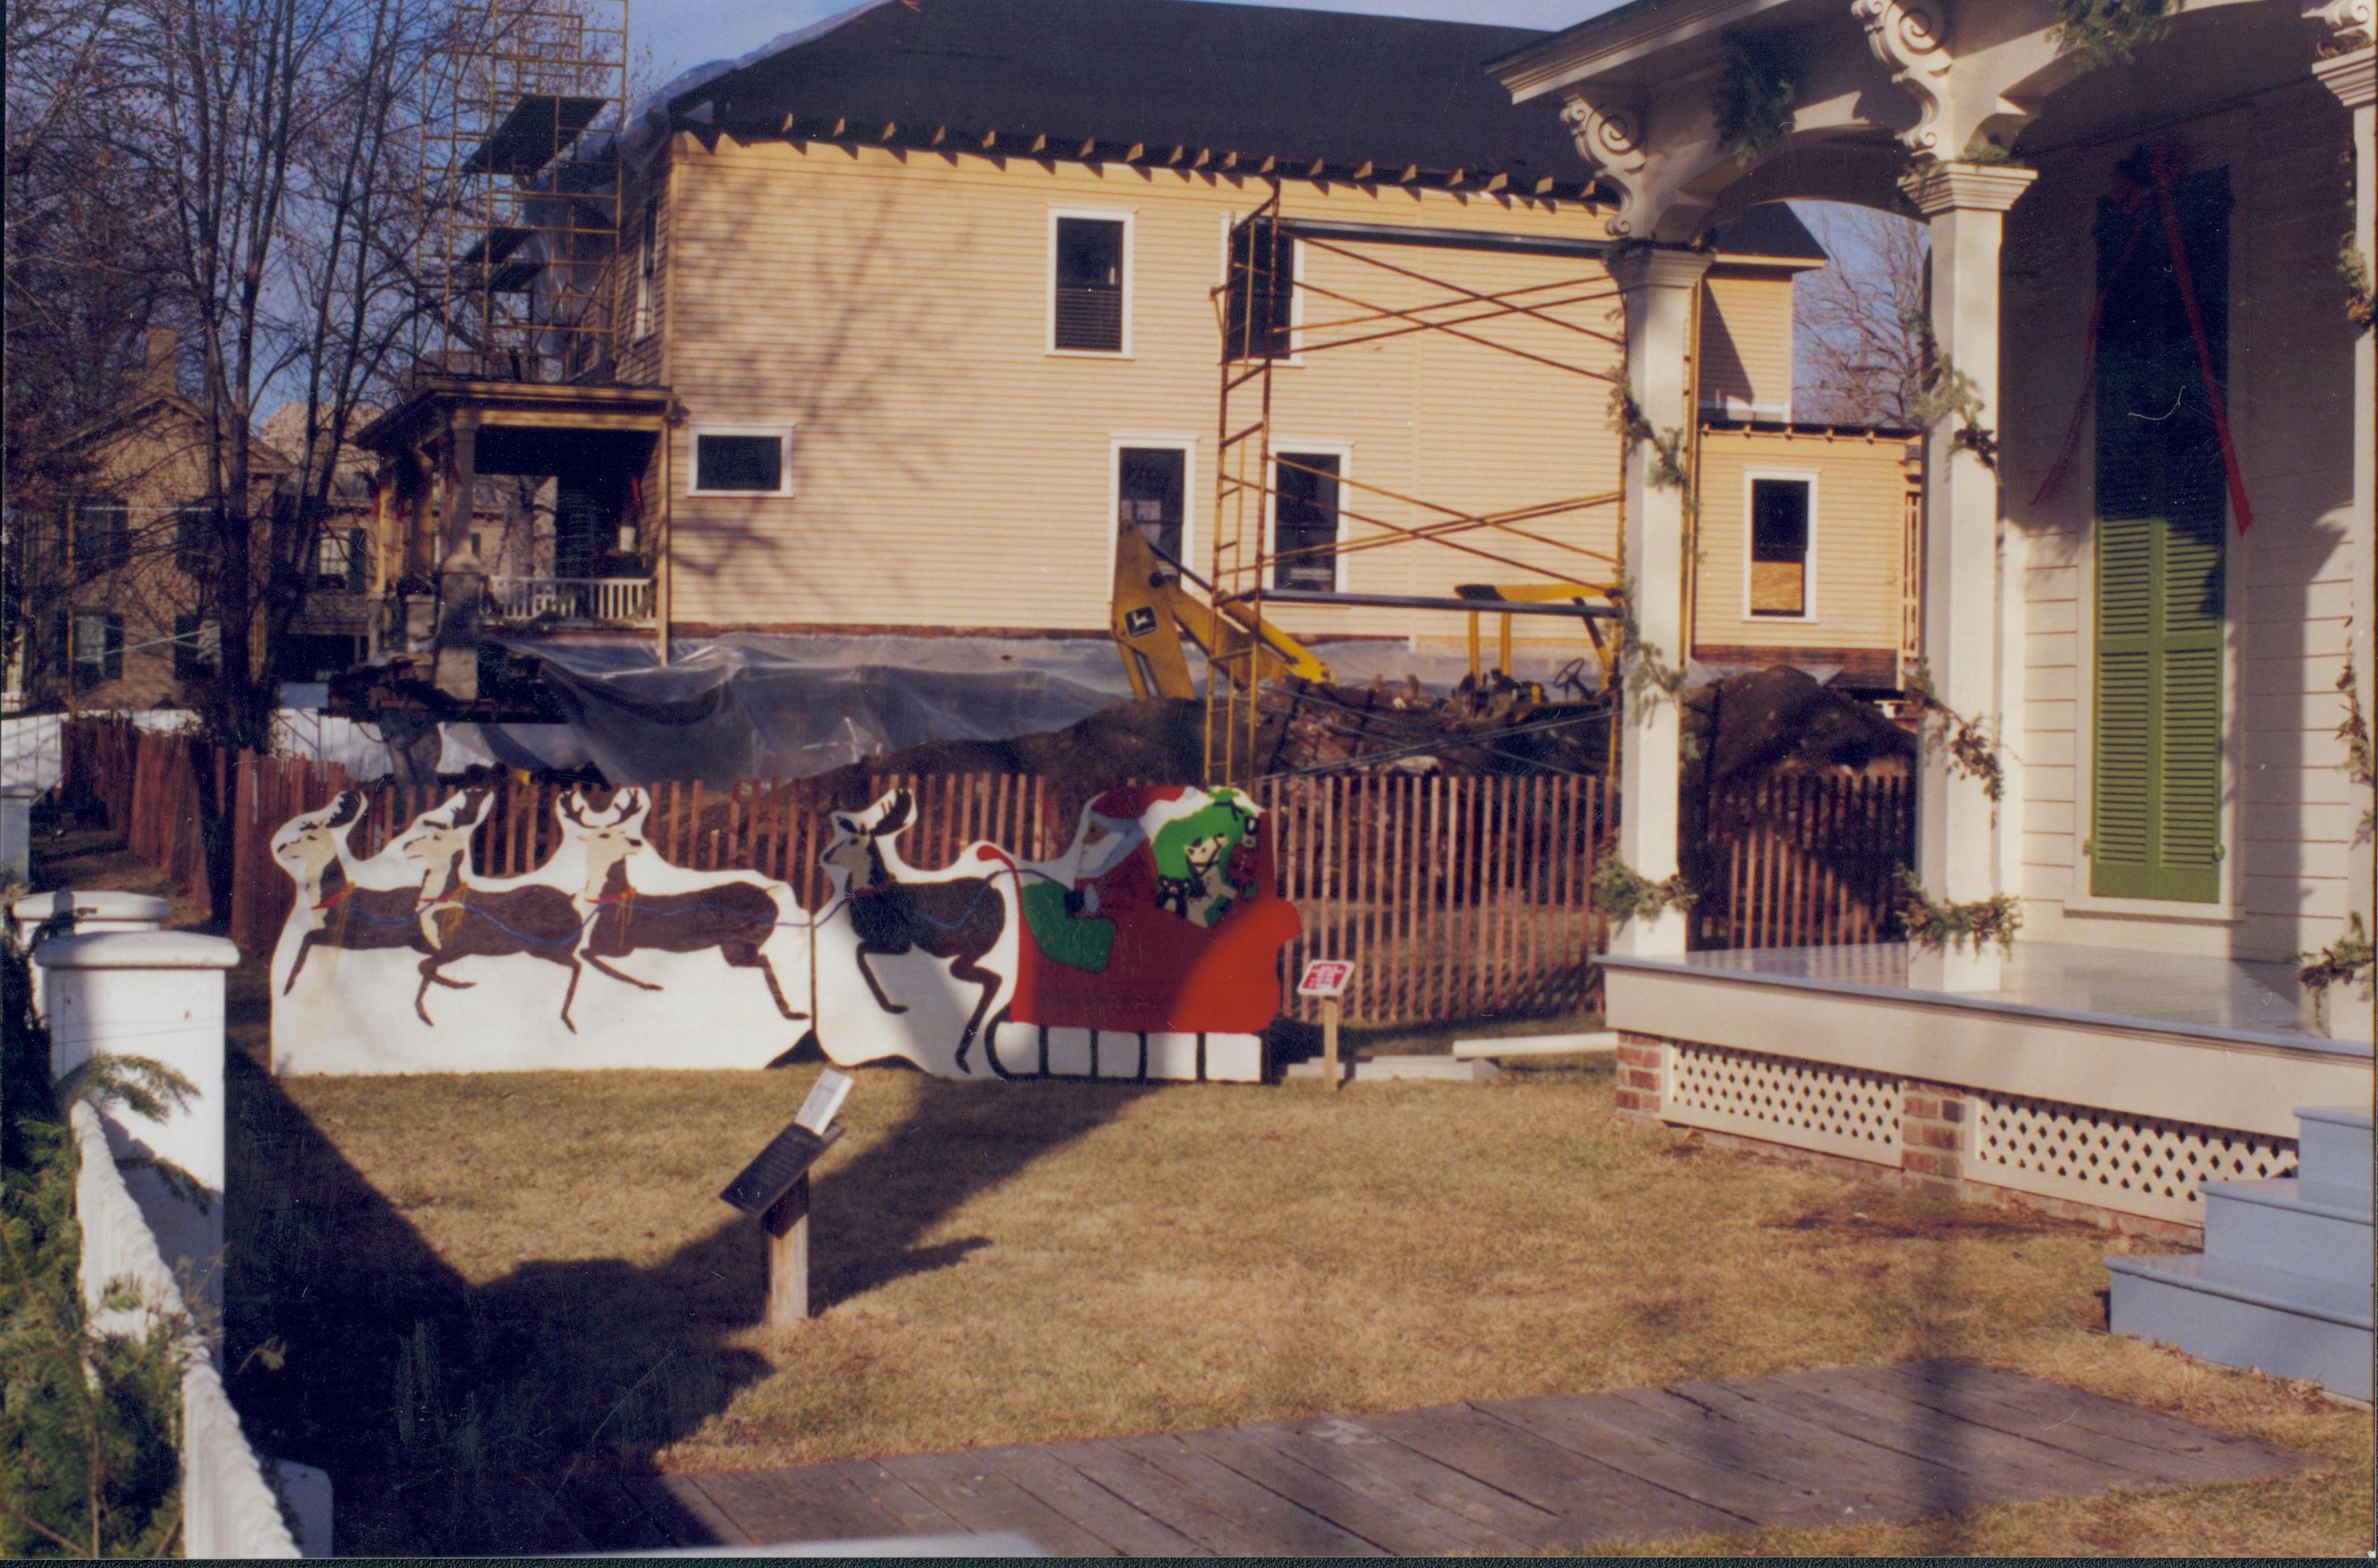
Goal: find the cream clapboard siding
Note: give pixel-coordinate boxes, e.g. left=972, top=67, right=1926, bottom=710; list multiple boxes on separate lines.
left=2002, top=80, right=2361, bottom=963
left=657, top=136, right=1633, bottom=647
left=1698, top=270, right=1795, bottom=417
left=1691, top=426, right=1913, bottom=662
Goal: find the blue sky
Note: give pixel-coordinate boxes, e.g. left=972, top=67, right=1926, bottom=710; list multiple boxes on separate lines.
left=633, top=0, right=1630, bottom=84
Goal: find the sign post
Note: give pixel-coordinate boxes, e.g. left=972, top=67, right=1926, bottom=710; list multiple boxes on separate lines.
left=1297, top=961, right=1354, bottom=1092
left=721, top=1070, right=854, bottom=1328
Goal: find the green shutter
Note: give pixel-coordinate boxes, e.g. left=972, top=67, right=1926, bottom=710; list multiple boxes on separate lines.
left=2089, top=161, right=2228, bottom=904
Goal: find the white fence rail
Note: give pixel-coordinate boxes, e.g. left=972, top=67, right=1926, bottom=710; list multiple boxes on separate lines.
left=69, top=1101, right=304, bottom=1557
left=484, top=575, right=655, bottom=627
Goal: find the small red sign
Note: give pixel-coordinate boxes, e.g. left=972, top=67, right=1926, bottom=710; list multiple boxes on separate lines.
left=1297, top=959, right=1354, bottom=998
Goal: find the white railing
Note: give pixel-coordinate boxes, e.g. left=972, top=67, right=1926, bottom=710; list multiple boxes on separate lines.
left=483, top=575, right=655, bottom=627
left=69, top=1101, right=304, bottom=1558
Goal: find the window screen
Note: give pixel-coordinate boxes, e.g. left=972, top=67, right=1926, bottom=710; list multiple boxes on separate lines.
left=1749, top=478, right=1810, bottom=617
left=1053, top=217, right=1125, bottom=352
left=1272, top=453, right=1341, bottom=593
left=695, top=433, right=785, bottom=493
left=1117, top=447, right=1187, bottom=576
left=1225, top=220, right=1295, bottom=360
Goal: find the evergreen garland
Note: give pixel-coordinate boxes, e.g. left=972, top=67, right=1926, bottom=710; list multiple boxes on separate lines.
left=1893, top=869, right=2023, bottom=956
left=2051, top=0, right=2172, bottom=71
left=2296, top=913, right=2373, bottom=997
left=2341, top=240, right=2375, bottom=332
left=1711, top=33, right=1800, bottom=165
left=1592, top=855, right=1696, bottom=921
left=1902, top=661, right=2006, bottom=804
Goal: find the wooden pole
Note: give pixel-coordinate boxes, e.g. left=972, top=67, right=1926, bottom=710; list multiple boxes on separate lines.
left=1323, top=994, right=1341, bottom=1093
left=762, top=1171, right=812, bottom=1327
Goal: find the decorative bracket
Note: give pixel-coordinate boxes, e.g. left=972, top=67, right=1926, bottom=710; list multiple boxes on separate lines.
left=1853, top=0, right=1954, bottom=154
left=1559, top=91, right=1649, bottom=236
left=2307, top=0, right=2375, bottom=53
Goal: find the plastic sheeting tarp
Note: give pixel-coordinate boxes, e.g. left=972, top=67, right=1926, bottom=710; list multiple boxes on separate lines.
left=509, top=633, right=1147, bottom=784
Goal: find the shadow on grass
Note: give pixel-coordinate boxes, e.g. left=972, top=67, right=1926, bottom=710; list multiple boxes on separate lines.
left=220, top=1053, right=1163, bottom=1553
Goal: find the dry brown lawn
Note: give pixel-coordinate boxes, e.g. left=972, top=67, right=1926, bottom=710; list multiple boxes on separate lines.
left=34, top=824, right=2377, bottom=1556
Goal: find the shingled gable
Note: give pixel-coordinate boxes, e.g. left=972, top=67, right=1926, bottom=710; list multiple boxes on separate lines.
left=668, top=0, right=1590, bottom=192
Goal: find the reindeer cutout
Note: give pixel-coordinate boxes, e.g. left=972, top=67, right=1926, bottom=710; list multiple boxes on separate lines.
left=563, top=789, right=807, bottom=1021
left=397, top=789, right=591, bottom=1030
left=272, top=790, right=438, bottom=994
left=820, top=790, right=1016, bottom=1076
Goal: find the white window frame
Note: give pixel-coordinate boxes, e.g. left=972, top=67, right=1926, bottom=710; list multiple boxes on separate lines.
left=1741, top=467, right=1820, bottom=623
left=1266, top=440, right=1354, bottom=595
left=1216, top=211, right=1307, bottom=366
left=1047, top=206, right=1135, bottom=358
left=687, top=424, right=796, bottom=497
left=1106, top=435, right=1201, bottom=590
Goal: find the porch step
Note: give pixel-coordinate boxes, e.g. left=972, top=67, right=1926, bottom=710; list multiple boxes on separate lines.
left=2201, top=1178, right=2373, bottom=1288
left=2292, top=1106, right=2371, bottom=1204
left=1451, top=1031, right=1618, bottom=1060
left=2105, top=1252, right=2372, bottom=1402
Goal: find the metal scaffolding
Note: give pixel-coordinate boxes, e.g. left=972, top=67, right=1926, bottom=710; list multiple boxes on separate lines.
left=416, top=0, right=629, bottom=383
left=1203, top=184, right=1634, bottom=788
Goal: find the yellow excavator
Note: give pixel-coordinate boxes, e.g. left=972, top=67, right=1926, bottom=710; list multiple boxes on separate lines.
left=1109, top=524, right=1624, bottom=702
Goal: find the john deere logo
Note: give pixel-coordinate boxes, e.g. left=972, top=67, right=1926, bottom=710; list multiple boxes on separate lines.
left=1123, top=607, right=1158, bottom=637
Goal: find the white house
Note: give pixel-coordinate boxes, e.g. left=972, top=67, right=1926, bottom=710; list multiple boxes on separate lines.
left=1490, top=0, right=2373, bottom=1393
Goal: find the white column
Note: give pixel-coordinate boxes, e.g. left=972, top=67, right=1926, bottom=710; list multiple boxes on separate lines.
left=39, top=930, right=241, bottom=1309
left=1903, top=162, right=2037, bottom=991
left=1609, top=246, right=1713, bottom=957
left=2315, top=41, right=2375, bottom=1043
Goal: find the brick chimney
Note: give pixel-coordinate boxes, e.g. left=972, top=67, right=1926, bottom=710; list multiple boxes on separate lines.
left=141, top=328, right=178, bottom=400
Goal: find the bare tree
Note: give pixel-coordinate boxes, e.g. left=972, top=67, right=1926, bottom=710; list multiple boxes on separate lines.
left=93, top=0, right=447, bottom=748
left=1793, top=202, right=1930, bottom=429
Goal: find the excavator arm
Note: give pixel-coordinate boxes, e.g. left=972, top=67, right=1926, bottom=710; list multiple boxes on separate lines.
left=1110, top=527, right=1333, bottom=700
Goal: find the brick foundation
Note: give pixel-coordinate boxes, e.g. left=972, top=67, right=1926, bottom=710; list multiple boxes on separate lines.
left=1613, top=1032, right=1666, bottom=1124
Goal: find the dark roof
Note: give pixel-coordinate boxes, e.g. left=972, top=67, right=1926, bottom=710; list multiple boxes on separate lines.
left=1711, top=203, right=1828, bottom=264
left=673, top=0, right=1586, bottom=189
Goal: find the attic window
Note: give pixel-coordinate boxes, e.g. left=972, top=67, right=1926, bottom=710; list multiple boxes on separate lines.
left=1051, top=212, right=1128, bottom=353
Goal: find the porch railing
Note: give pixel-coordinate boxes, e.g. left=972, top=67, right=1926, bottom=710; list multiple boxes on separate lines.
left=482, top=575, right=655, bottom=628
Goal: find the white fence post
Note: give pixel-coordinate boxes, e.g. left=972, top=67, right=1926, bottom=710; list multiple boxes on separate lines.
left=38, top=929, right=239, bottom=1310
left=67, top=1102, right=306, bottom=1558
left=0, top=783, right=34, bottom=882
left=15, top=890, right=174, bottom=1023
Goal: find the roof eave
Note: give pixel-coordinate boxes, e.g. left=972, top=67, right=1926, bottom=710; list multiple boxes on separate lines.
left=1489, top=0, right=1784, bottom=103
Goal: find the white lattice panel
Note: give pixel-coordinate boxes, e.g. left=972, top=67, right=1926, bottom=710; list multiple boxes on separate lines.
left=1664, top=1043, right=1903, bottom=1165
left=1971, top=1092, right=2298, bottom=1226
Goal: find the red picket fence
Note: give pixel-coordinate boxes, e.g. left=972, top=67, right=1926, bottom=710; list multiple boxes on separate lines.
left=55, top=719, right=1914, bottom=1028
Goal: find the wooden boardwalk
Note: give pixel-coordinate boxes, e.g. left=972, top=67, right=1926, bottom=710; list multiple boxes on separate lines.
left=551, top=1359, right=2310, bottom=1555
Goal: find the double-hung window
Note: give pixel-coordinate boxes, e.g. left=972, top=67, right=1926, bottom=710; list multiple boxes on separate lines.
left=71, top=611, right=123, bottom=689
left=1225, top=219, right=1296, bottom=360
left=73, top=497, right=130, bottom=572
left=1271, top=453, right=1342, bottom=593
left=1051, top=214, right=1127, bottom=354
left=1747, top=477, right=1813, bottom=617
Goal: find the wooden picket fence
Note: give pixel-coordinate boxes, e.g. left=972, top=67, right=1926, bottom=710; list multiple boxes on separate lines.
left=57, top=720, right=1914, bottom=1028
left=1685, top=774, right=1917, bottom=951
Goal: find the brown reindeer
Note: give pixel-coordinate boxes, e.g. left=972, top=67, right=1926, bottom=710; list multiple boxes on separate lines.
left=562, top=790, right=808, bottom=1020
left=400, top=789, right=592, bottom=1031
left=275, top=791, right=447, bottom=993
left=822, top=790, right=1010, bottom=1075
